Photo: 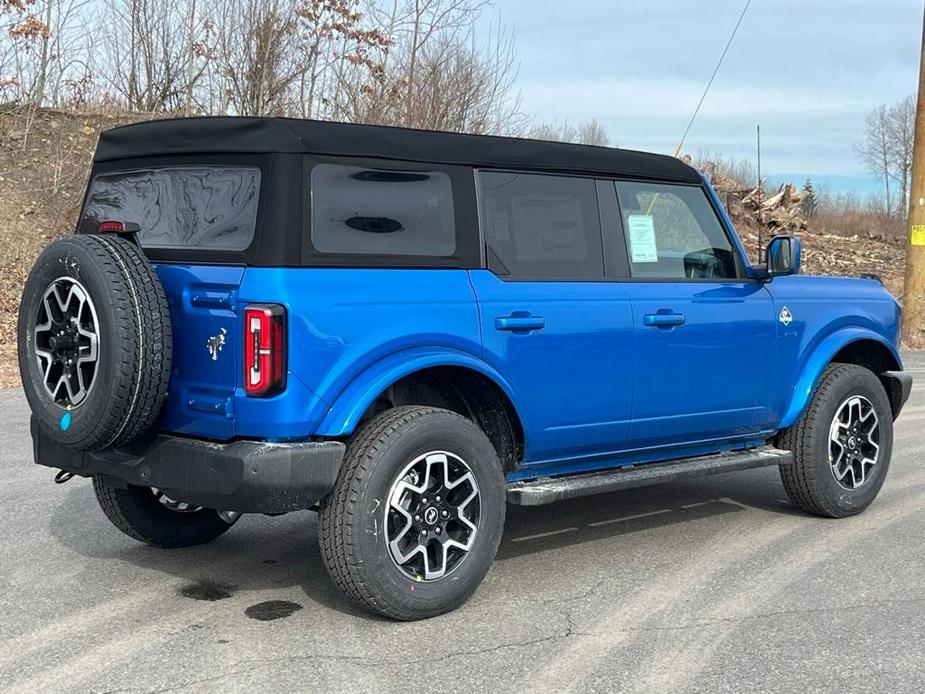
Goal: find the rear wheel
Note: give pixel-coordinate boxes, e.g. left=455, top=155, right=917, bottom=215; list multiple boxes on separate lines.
left=93, top=476, right=238, bottom=548
left=319, top=406, right=506, bottom=620
left=778, top=363, right=893, bottom=518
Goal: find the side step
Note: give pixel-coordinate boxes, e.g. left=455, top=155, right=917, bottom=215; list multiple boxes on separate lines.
left=507, top=446, right=792, bottom=506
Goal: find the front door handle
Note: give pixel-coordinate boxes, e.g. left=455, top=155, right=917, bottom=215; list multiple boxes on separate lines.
left=495, top=314, right=546, bottom=333
left=643, top=312, right=686, bottom=328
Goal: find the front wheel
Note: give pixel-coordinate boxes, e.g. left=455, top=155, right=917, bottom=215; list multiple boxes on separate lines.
left=778, top=363, right=893, bottom=518
left=319, top=406, right=506, bottom=620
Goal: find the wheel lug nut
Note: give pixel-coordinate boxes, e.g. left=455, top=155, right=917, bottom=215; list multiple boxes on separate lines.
left=435, top=495, right=441, bottom=502
left=421, top=528, right=427, bottom=536
left=414, top=515, right=421, bottom=522
left=441, top=510, right=449, bottom=518
left=435, top=527, right=441, bottom=534
left=421, top=497, right=428, bottom=505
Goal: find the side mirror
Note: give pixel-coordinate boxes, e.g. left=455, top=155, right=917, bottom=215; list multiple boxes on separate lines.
left=765, top=235, right=801, bottom=278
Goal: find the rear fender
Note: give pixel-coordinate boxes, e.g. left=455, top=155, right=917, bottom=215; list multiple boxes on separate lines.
left=779, top=328, right=902, bottom=429
left=315, top=347, right=520, bottom=437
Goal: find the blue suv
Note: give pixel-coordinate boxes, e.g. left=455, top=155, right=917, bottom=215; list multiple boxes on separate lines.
left=18, top=118, right=912, bottom=620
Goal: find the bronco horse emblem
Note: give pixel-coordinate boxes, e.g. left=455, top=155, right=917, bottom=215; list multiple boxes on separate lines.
left=206, top=328, right=227, bottom=361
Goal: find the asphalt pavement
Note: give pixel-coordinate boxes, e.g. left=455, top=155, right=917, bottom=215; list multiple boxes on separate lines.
left=2, top=354, right=924, bottom=693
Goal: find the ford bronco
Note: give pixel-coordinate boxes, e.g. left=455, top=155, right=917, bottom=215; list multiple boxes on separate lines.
left=18, top=118, right=912, bottom=620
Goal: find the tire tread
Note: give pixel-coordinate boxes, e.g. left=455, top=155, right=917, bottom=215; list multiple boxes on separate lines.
left=778, top=363, right=890, bottom=518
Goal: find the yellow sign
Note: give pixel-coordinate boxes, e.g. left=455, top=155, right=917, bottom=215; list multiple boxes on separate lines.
left=913, top=225, right=925, bottom=246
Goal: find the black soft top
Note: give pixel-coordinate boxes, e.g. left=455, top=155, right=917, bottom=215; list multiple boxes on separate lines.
left=95, top=117, right=701, bottom=184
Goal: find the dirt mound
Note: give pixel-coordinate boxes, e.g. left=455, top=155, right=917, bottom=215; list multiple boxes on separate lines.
left=702, top=160, right=905, bottom=298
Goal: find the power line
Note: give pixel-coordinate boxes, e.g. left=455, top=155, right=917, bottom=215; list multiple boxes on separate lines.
left=674, top=0, right=753, bottom=156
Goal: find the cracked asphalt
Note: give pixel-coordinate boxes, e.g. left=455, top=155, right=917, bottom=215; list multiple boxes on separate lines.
left=2, top=352, right=924, bottom=693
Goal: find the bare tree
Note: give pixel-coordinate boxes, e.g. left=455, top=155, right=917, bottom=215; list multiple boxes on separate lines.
left=529, top=118, right=610, bottom=146
left=345, top=1, right=522, bottom=134
left=856, top=105, right=894, bottom=216
left=100, top=0, right=211, bottom=113
left=576, top=118, right=609, bottom=146
left=856, top=95, right=917, bottom=219
left=886, top=94, right=914, bottom=220
left=207, top=0, right=301, bottom=116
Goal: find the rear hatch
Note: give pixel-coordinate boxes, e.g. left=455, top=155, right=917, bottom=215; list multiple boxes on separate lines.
left=78, top=162, right=265, bottom=439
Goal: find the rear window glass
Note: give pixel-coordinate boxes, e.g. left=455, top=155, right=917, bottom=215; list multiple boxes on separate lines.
left=310, top=163, right=455, bottom=256
left=81, top=167, right=260, bottom=250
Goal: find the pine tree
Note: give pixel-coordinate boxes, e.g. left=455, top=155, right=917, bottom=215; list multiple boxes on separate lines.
left=801, top=178, right=818, bottom=219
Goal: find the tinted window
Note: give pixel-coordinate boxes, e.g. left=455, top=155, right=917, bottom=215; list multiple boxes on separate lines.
left=614, top=181, right=738, bottom=279
left=311, top=164, right=455, bottom=256
left=479, top=172, right=604, bottom=280
left=82, top=167, right=260, bottom=250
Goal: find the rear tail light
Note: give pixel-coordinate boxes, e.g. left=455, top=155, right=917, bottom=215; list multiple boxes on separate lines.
left=244, top=304, right=286, bottom=397
left=98, top=220, right=140, bottom=234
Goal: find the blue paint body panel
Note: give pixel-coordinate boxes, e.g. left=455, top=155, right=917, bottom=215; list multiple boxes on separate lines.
left=762, top=275, right=902, bottom=428
left=150, top=184, right=904, bottom=483
left=622, top=281, right=777, bottom=448
left=469, top=270, right=635, bottom=465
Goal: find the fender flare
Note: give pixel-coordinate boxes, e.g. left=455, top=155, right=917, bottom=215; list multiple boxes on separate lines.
left=778, top=328, right=902, bottom=429
left=314, top=346, right=521, bottom=437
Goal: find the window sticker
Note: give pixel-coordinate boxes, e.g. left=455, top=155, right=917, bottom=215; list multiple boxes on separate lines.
left=627, top=214, right=658, bottom=263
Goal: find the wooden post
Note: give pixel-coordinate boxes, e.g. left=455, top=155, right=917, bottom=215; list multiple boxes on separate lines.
left=902, top=5, right=925, bottom=346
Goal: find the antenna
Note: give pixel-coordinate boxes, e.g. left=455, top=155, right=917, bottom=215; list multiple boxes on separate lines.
left=757, top=124, right=763, bottom=262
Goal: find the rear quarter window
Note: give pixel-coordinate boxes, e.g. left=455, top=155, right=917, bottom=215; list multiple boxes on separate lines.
left=81, top=167, right=261, bottom=250
left=310, top=163, right=456, bottom=257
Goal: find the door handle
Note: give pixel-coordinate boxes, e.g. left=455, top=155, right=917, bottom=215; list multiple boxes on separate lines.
left=495, top=314, right=546, bottom=332
left=643, top=312, right=686, bottom=328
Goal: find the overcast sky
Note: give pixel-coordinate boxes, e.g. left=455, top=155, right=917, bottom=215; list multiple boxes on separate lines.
left=489, top=0, right=922, bottom=194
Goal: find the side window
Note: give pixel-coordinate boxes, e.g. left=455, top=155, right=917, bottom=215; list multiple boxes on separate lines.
left=478, top=171, right=604, bottom=280
left=614, top=181, right=738, bottom=279
left=310, top=163, right=455, bottom=256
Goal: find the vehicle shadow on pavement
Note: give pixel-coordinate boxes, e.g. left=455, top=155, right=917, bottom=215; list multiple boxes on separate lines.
left=44, top=466, right=800, bottom=618
left=498, top=466, right=801, bottom=560
left=46, top=483, right=378, bottom=619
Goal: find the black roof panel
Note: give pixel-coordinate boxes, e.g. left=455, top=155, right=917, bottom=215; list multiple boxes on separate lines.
left=95, top=117, right=701, bottom=183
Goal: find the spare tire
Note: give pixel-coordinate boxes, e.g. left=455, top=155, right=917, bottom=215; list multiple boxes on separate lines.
left=18, top=234, right=172, bottom=451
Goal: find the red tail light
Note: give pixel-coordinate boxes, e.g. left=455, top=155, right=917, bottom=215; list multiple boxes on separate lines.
left=98, top=220, right=140, bottom=234
left=244, top=304, right=286, bottom=397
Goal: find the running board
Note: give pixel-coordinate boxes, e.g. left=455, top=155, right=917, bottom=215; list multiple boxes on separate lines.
left=507, top=446, right=792, bottom=506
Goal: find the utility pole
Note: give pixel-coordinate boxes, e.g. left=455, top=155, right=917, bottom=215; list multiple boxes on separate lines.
left=902, top=5, right=925, bottom=345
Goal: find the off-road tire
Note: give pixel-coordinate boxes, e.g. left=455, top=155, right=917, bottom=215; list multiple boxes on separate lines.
left=777, top=363, right=893, bottom=518
left=319, top=406, right=506, bottom=620
left=18, top=234, right=172, bottom=451
left=93, top=476, right=236, bottom=548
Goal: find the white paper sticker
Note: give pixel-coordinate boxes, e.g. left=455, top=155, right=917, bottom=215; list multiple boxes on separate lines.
left=627, top=214, right=658, bottom=263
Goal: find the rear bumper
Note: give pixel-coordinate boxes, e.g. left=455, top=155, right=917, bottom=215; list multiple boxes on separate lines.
left=31, top=417, right=345, bottom=513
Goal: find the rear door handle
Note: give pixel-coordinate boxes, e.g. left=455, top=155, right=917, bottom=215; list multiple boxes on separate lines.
left=643, top=312, right=686, bottom=328
left=495, top=314, right=546, bottom=332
